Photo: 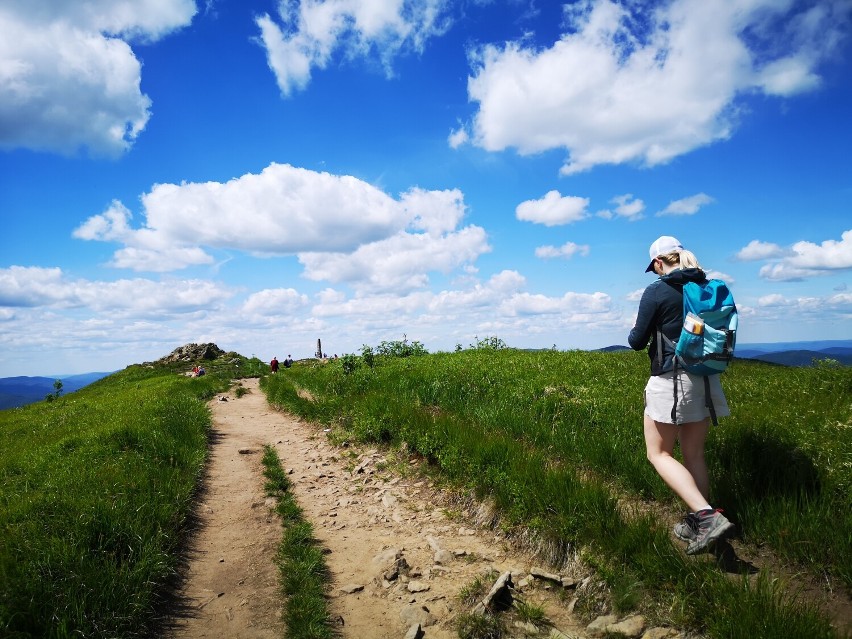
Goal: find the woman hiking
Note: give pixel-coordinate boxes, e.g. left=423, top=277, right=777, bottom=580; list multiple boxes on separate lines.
left=628, top=236, right=735, bottom=555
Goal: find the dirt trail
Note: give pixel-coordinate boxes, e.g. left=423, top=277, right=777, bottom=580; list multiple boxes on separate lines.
left=166, top=377, right=851, bottom=639
left=166, top=377, right=590, bottom=638
left=166, top=379, right=285, bottom=638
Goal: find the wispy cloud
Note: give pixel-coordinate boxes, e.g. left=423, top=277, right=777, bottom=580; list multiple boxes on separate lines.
left=256, top=0, right=452, bottom=97
left=656, top=193, right=714, bottom=216
left=535, top=242, right=590, bottom=260
left=598, top=194, right=644, bottom=221
left=0, top=266, right=233, bottom=316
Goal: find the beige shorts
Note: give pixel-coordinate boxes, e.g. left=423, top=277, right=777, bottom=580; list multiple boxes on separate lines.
left=644, top=370, right=730, bottom=425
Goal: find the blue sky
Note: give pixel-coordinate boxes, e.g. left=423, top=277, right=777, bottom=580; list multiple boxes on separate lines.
left=1, top=0, right=851, bottom=377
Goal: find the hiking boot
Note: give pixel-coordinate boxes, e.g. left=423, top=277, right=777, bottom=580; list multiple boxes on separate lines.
left=673, top=512, right=699, bottom=542
left=686, top=509, right=734, bottom=555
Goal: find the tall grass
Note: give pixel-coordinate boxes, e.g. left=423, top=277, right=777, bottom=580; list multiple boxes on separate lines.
left=0, top=358, right=254, bottom=638
left=263, top=349, right=851, bottom=639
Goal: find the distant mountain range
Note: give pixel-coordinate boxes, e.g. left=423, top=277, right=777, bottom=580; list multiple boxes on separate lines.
left=0, top=372, right=114, bottom=410
left=596, top=340, right=852, bottom=367
left=735, top=344, right=852, bottom=367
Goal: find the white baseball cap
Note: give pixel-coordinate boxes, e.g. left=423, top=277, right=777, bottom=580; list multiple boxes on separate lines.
left=645, top=236, right=683, bottom=272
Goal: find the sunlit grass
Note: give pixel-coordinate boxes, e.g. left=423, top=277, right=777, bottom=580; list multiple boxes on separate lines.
left=263, top=349, right=850, bottom=639
left=0, top=357, right=256, bottom=637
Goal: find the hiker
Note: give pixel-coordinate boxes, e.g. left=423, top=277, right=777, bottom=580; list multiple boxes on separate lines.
left=283, top=355, right=293, bottom=368
left=270, top=356, right=279, bottom=373
left=627, top=236, right=734, bottom=555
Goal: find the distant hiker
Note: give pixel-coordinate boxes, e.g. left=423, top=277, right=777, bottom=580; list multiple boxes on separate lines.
left=270, top=356, right=279, bottom=373
left=628, top=236, right=735, bottom=555
left=283, top=355, right=293, bottom=368
left=196, top=366, right=205, bottom=377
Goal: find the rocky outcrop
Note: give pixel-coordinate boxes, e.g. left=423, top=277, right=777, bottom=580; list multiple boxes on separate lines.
left=156, top=343, right=225, bottom=364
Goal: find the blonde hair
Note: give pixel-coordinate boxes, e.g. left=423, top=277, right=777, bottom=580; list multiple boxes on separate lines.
left=659, top=249, right=703, bottom=270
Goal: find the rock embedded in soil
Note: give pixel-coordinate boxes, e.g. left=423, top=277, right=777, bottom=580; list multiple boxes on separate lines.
left=403, top=623, right=423, bottom=639
left=339, top=584, right=365, bottom=594
left=399, top=604, right=436, bottom=627
left=407, top=580, right=430, bottom=593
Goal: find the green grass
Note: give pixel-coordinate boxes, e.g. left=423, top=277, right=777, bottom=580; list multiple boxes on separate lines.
left=261, top=445, right=335, bottom=639
left=262, top=349, right=851, bottom=639
left=458, top=570, right=499, bottom=606
left=455, top=611, right=506, bottom=639
left=0, top=355, right=261, bottom=638
left=2, top=345, right=847, bottom=638
left=514, top=599, right=547, bottom=626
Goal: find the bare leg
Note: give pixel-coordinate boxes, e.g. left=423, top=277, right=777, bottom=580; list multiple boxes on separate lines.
left=644, top=415, right=711, bottom=512
left=678, top=418, right=711, bottom=503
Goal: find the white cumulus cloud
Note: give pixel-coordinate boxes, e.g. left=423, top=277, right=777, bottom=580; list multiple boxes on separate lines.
left=242, top=288, right=310, bottom=316
left=788, top=230, right=852, bottom=270
left=516, top=190, right=589, bottom=226
left=298, top=224, right=490, bottom=292
left=0, top=0, right=195, bottom=156
left=748, top=230, right=852, bottom=281
left=464, top=0, right=850, bottom=174
left=736, top=240, right=787, bottom=261
left=73, top=163, right=490, bottom=292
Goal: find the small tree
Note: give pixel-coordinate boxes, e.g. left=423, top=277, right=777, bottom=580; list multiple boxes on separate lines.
left=471, top=335, right=508, bottom=350
left=45, top=379, right=63, bottom=402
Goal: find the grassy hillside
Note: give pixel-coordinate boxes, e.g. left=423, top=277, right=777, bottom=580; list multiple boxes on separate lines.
left=2, top=344, right=848, bottom=638
left=262, top=346, right=852, bottom=639
left=0, top=354, right=265, bottom=638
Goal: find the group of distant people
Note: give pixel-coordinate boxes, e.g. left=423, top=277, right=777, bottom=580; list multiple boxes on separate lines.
left=269, top=355, right=293, bottom=373
left=190, top=365, right=205, bottom=377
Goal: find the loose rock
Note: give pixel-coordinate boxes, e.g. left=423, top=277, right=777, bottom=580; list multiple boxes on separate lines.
left=339, top=584, right=364, bottom=594
left=399, top=604, right=436, bottom=627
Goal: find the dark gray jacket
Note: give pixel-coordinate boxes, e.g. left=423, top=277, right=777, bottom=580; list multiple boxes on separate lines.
left=628, top=268, right=707, bottom=375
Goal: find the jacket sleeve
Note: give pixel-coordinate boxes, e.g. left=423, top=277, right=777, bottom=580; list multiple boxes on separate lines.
left=628, top=284, right=657, bottom=351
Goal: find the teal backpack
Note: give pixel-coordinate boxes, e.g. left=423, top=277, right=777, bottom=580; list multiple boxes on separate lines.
left=660, top=278, right=737, bottom=424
